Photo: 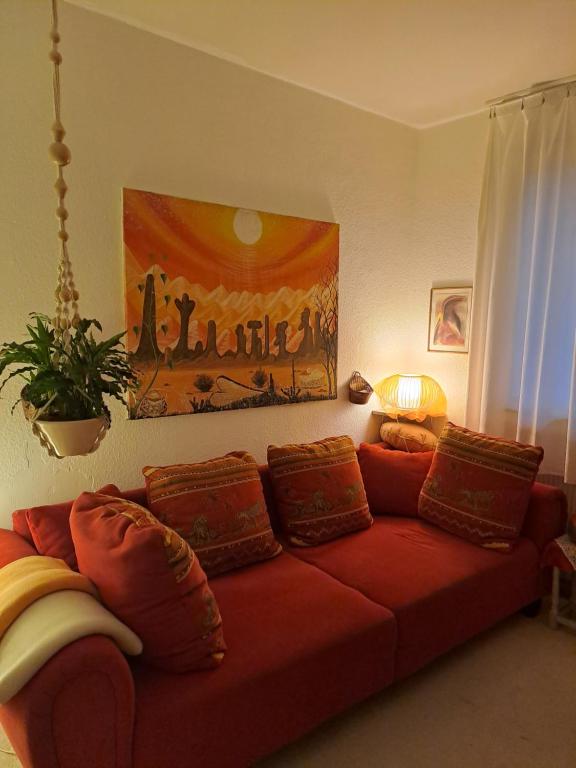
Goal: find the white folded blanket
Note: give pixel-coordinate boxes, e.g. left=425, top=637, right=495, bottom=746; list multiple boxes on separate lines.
left=0, top=590, right=142, bottom=704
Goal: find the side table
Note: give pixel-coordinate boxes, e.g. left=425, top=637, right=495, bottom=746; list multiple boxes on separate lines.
left=543, top=535, right=576, bottom=631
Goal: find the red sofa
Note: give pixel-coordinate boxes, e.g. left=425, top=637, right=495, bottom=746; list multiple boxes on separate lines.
left=0, top=468, right=566, bottom=768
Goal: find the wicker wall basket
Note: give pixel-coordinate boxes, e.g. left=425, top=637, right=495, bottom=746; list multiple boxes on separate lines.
left=348, top=371, right=373, bottom=404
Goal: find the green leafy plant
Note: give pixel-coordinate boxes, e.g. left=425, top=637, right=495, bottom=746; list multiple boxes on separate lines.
left=0, top=314, right=137, bottom=422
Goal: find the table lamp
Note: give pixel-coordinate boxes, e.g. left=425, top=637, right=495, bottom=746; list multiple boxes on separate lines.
left=374, top=374, right=447, bottom=423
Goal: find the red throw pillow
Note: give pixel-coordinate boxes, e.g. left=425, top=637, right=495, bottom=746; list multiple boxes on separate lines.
left=267, top=435, right=373, bottom=546
left=21, top=483, right=123, bottom=569
left=11, top=510, right=34, bottom=544
left=144, top=452, right=281, bottom=577
left=419, top=423, right=544, bottom=550
left=23, top=503, right=77, bottom=569
left=71, top=491, right=225, bottom=673
left=357, top=443, right=434, bottom=517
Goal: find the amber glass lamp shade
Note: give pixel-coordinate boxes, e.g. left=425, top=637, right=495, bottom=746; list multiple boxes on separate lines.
left=374, top=374, right=447, bottom=422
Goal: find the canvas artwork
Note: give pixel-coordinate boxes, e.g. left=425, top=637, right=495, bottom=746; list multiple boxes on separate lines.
left=428, top=286, right=472, bottom=352
left=123, top=189, right=339, bottom=419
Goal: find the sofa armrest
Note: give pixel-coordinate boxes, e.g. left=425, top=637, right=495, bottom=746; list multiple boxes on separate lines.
left=521, top=482, right=568, bottom=553
left=0, top=634, right=135, bottom=768
left=0, top=529, right=135, bottom=767
left=0, top=528, right=38, bottom=566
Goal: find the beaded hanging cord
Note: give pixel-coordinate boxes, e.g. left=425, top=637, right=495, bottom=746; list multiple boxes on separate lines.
left=49, top=0, right=80, bottom=345
left=29, top=0, right=108, bottom=457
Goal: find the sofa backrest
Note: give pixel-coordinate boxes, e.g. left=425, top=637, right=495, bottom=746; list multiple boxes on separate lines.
left=12, top=455, right=566, bottom=556
left=12, top=465, right=281, bottom=544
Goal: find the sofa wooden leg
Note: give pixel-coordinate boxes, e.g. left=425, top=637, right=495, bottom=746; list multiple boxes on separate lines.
left=549, top=567, right=560, bottom=628
left=521, top=599, right=542, bottom=618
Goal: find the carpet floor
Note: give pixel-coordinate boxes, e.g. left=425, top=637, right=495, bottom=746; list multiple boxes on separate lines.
left=1, top=613, right=574, bottom=767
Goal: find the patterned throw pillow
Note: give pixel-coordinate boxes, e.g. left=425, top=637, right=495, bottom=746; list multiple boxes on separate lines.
left=71, top=491, right=226, bottom=673
left=143, top=452, right=282, bottom=577
left=267, top=435, right=373, bottom=546
left=419, top=423, right=544, bottom=550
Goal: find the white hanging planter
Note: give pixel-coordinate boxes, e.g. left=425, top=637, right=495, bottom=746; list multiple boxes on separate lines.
left=33, top=417, right=109, bottom=458
left=32, top=416, right=108, bottom=458
left=21, top=401, right=109, bottom=458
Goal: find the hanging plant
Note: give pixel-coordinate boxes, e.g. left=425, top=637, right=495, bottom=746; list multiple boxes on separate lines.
left=0, top=315, right=137, bottom=455
left=0, top=317, right=137, bottom=458
left=0, top=0, right=137, bottom=457
left=0, top=314, right=135, bottom=419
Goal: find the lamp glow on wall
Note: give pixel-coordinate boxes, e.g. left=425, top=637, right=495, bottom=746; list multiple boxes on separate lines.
left=374, top=374, right=447, bottom=422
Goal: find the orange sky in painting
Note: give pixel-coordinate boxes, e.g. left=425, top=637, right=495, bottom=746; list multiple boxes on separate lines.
left=123, top=188, right=339, bottom=293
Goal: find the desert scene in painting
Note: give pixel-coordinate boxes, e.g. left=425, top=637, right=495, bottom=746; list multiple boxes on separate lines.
left=123, top=189, right=339, bottom=418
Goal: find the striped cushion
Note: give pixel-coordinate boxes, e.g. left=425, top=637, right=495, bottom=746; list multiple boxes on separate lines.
left=144, top=452, right=282, bottom=577
left=267, top=435, right=373, bottom=546
left=419, top=423, right=543, bottom=550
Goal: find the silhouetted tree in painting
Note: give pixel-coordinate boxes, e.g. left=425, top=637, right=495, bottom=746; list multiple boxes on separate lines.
left=314, top=258, right=338, bottom=398
left=314, top=311, right=322, bottom=353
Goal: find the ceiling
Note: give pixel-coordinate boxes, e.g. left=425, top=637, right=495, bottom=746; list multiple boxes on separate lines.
left=67, top=0, right=576, bottom=127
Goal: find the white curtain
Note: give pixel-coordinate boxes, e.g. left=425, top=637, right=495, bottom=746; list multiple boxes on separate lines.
left=466, top=85, right=576, bottom=482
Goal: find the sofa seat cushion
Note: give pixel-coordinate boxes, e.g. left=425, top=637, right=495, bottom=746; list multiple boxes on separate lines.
left=131, top=552, right=396, bottom=768
left=287, top=517, right=541, bottom=680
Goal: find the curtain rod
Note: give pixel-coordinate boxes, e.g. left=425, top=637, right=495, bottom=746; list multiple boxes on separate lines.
left=487, top=74, right=576, bottom=107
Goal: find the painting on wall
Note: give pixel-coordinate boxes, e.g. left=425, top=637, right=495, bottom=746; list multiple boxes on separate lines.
left=428, top=286, right=472, bottom=353
left=123, top=189, right=339, bottom=419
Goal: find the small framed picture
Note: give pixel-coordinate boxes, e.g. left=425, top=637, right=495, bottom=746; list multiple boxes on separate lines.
left=428, top=286, right=472, bottom=353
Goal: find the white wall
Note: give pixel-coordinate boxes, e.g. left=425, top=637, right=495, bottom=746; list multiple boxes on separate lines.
left=0, top=0, right=486, bottom=522
left=355, top=113, right=488, bottom=429
left=407, top=115, right=489, bottom=423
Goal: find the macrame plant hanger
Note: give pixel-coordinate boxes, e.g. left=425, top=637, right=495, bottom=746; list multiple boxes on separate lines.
left=50, top=0, right=80, bottom=340
left=28, top=0, right=108, bottom=457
